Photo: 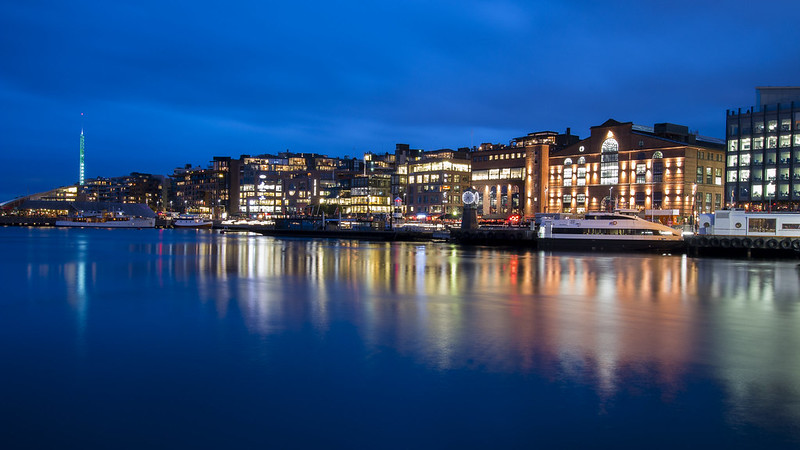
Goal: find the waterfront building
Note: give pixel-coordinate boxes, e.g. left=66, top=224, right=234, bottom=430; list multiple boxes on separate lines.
left=170, top=164, right=225, bottom=216
left=79, top=172, right=167, bottom=212
left=548, top=120, right=725, bottom=226
left=406, top=148, right=471, bottom=219
left=725, top=87, right=800, bottom=211
left=470, top=130, right=578, bottom=221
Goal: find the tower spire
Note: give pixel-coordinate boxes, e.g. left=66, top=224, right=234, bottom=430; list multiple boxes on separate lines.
left=79, top=113, right=85, bottom=185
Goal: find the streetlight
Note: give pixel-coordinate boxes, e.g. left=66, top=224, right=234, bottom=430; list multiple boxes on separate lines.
left=609, top=186, right=613, bottom=212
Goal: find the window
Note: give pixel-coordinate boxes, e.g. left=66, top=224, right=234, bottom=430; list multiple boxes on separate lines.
left=564, top=158, right=573, bottom=165
left=739, top=169, right=749, bottom=182
left=768, top=120, right=778, bottom=132
left=727, top=141, right=737, bottom=152
left=600, top=138, right=619, bottom=185
left=766, top=168, right=776, bottom=181
left=652, top=161, right=664, bottom=183
left=749, top=218, right=776, bottom=232
left=740, top=138, right=751, bottom=151
left=562, top=194, right=572, bottom=205
left=781, top=118, right=791, bottom=131
left=652, top=151, right=663, bottom=159
left=636, top=164, right=646, bottom=184
left=576, top=168, right=586, bottom=186
left=577, top=156, right=586, bottom=165
left=715, top=168, right=722, bottom=185
left=563, top=168, right=573, bottom=187
left=696, top=166, right=704, bottom=183
left=780, top=136, right=791, bottom=148
left=767, top=136, right=777, bottom=148
left=635, top=191, right=646, bottom=206
left=706, top=167, right=713, bottom=184
left=653, top=191, right=663, bottom=208
left=754, top=122, right=764, bottom=133
left=727, top=154, right=738, bottom=166
left=576, top=193, right=586, bottom=204
left=740, top=153, right=751, bottom=166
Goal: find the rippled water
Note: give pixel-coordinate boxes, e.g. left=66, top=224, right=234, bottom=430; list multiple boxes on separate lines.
left=1, top=227, right=799, bottom=448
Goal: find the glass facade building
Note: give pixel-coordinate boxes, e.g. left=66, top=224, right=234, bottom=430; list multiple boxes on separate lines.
left=726, top=87, right=800, bottom=210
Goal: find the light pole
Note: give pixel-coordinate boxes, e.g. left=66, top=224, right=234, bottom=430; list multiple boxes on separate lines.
left=609, top=186, right=613, bottom=212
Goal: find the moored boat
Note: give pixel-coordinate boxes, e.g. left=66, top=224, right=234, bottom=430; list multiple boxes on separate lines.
left=56, top=211, right=156, bottom=228
left=173, top=214, right=213, bottom=228
left=537, top=211, right=684, bottom=252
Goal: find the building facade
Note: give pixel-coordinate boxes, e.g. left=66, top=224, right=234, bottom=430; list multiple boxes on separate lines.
left=405, top=148, right=471, bottom=219
left=470, top=130, right=578, bottom=221
left=548, top=120, right=725, bottom=226
left=726, top=87, right=800, bottom=210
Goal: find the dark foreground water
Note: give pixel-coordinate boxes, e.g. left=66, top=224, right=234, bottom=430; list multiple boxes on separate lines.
left=1, top=227, right=800, bottom=448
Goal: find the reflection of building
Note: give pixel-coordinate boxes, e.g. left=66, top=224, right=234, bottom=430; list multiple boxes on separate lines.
left=406, top=148, right=471, bottom=218
left=726, top=87, right=800, bottom=210
left=549, top=120, right=725, bottom=224
left=470, top=130, right=578, bottom=220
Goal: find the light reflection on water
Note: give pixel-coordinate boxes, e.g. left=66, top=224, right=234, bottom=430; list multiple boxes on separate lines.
left=3, top=227, right=800, bottom=446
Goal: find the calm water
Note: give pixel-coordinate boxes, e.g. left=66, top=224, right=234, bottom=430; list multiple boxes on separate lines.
left=1, top=227, right=800, bottom=448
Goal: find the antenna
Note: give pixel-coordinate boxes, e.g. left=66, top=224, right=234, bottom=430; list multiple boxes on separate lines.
left=79, top=113, right=85, bottom=185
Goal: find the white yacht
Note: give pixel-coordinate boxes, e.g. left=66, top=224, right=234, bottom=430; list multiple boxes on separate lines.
left=56, top=211, right=156, bottom=228
left=537, top=212, right=684, bottom=252
left=173, top=214, right=213, bottom=228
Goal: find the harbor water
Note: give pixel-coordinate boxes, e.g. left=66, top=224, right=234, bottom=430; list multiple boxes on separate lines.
left=1, top=227, right=800, bottom=448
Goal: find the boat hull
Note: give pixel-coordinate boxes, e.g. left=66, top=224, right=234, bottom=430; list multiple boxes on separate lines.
left=173, top=220, right=213, bottom=228
left=55, top=218, right=156, bottom=228
left=537, top=236, right=685, bottom=253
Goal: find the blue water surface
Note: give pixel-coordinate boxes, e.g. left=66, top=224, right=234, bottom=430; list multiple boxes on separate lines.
left=1, top=227, right=799, bottom=448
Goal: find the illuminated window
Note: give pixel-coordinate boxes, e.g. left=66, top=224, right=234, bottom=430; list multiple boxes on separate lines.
left=738, top=169, right=749, bottom=182
left=577, top=167, right=586, bottom=186
left=740, top=153, right=750, bottom=166
left=564, top=158, right=573, bottom=165
left=578, top=156, right=586, bottom=165
left=636, top=164, right=646, bottom=184
left=563, top=168, right=573, bottom=187
left=768, top=136, right=777, bottom=149
left=600, top=138, right=619, bottom=185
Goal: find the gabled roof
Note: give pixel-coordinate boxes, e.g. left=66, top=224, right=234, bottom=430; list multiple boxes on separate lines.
left=592, top=119, right=632, bottom=128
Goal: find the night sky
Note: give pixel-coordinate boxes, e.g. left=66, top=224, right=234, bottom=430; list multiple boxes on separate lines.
left=2, top=0, right=799, bottom=201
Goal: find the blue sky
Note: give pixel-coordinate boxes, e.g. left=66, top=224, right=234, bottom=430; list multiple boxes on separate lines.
left=1, top=0, right=799, bottom=200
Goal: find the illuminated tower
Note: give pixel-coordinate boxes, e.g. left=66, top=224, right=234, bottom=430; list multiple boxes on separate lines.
left=79, top=113, right=85, bottom=185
